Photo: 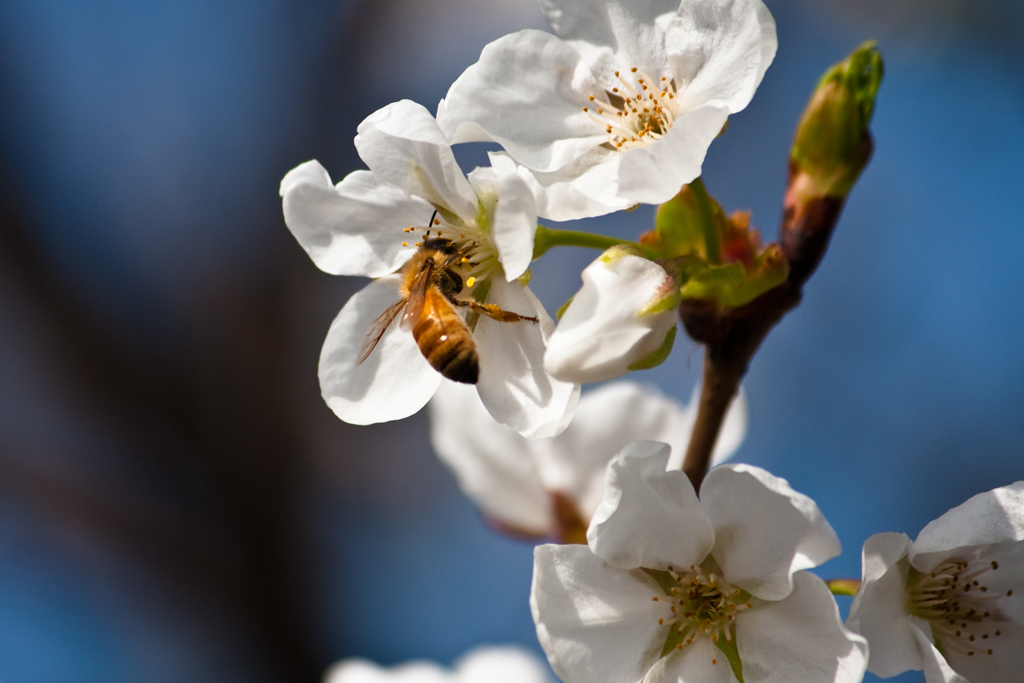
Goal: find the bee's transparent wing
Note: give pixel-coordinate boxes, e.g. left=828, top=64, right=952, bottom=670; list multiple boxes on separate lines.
left=356, top=298, right=408, bottom=365
left=400, top=261, right=433, bottom=331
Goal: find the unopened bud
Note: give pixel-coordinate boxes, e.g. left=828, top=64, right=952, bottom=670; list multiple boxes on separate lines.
left=784, top=42, right=883, bottom=285
left=545, top=246, right=680, bottom=383
left=791, top=41, right=883, bottom=201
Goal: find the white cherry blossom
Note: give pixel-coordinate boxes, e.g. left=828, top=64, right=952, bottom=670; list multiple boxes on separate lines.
left=847, top=481, right=1024, bottom=683
left=281, top=99, right=578, bottom=438
left=325, top=645, right=555, bottom=683
left=430, top=380, right=746, bottom=542
left=545, top=246, right=681, bottom=383
left=437, top=0, right=777, bottom=214
left=531, top=442, right=867, bottom=683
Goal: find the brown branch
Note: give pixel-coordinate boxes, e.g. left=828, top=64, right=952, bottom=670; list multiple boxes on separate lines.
left=679, top=151, right=868, bottom=493
left=677, top=39, right=883, bottom=492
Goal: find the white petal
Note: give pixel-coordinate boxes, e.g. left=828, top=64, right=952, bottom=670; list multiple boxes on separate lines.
left=911, top=625, right=969, bottom=683
left=751, top=0, right=778, bottom=90
left=845, top=532, right=921, bottom=678
left=587, top=441, right=714, bottom=571
left=319, top=276, right=441, bottom=425
left=526, top=147, right=638, bottom=218
left=437, top=30, right=607, bottom=173
left=467, top=156, right=538, bottom=281
left=614, top=104, right=731, bottom=206
left=910, top=481, right=1024, bottom=564
left=643, top=638, right=737, bottom=683
left=665, top=0, right=776, bottom=115
left=325, top=659, right=451, bottom=683
left=545, top=252, right=680, bottom=384
left=517, top=151, right=635, bottom=221
left=355, top=100, right=478, bottom=223
left=428, top=381, right=551, bottom=535
left=469, top=103, right=725, bottom=211
left=531, top=544, right=666, bottom=683
left=281, top=162, right=429, bottom=277
left=525, top=102, right=726, bottom=209
left=475, top=279, right=580, bottom=439
left=735, top=571, right=868, bottom=683
left=542, top=382, right=693, bottom=521
left=538, top=0, right=680, bottom=85
left=701, top=465, right=841, bottom=601
left=664, top=382, right=748, bottom=471
left=940, top=616, right=1024, bottom=683
left=454, top=646, right=555, bottom=683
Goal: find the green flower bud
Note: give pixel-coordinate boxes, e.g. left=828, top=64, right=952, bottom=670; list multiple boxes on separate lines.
left=791, top=41, right=884, bottom=201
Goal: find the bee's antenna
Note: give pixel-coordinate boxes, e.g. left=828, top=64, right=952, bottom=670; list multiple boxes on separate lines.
left=428, top=209, right=438, bottom=228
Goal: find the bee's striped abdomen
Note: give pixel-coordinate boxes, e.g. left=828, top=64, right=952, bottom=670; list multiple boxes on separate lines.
left=412, top=292, right=479, bottom=384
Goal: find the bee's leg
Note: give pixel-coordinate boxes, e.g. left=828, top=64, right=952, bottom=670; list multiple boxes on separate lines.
left=455, top=299, right=538, bottom=324
left=456, top=299, right=540, bottom=323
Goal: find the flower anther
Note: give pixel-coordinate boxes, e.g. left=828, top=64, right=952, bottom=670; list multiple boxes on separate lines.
left=648, top=562, right=754, bottom=657
left=583, top=69, right=680, bottom=150
left=398, top=212, right=500, bottom=294
left=907, top=559, right=1011, bottom=659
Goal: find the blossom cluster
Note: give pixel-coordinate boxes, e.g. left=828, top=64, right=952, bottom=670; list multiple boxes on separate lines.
left=279, top=0, right=1021, bottom=682
left=282, top=0, right=779, bottom=436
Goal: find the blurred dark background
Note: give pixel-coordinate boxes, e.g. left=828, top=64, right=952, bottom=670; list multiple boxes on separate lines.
left=0, top=0, right=1022, bottom=681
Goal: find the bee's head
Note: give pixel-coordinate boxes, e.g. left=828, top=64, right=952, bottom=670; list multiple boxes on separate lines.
left=421, top=237, right=458, bottom=255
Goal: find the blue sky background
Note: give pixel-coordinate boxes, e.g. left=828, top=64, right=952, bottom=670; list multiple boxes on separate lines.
left=0, top=0, right=1022, bottom=681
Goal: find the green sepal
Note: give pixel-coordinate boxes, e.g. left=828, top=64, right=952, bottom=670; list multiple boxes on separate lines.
left=654, top=181, right=726, bottom=262
left=674, top=254, right=712, bottom=285
left=638, top=292, right=682, bottom=317
left=826, top=579, right=862, bottom=598
left=660, top=623, right=696, bottom=659
left=655, top=187, right=708, bottom=259
left=627, top=325, right=677, bottom=372
left=517, top=269, right=533, bottom=287
left=555, top=295, right=574, bottom=320
left=598, top=243, right=645, bottom=263
left=680, top=245, right=789, bottom=309
left=714, top=635, right=746, bottom=683
left=792, top=41, right=884, bottom=198
left=637, top=258, right=682, bottom=316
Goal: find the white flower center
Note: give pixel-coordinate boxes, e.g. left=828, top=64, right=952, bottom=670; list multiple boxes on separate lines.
left=647, top=564, right=753, bottom=663
left=908, top=558, right=1014, bottom=659
left=399, top=213, right=499, bottom=288
left=582, top=67, right=680, bottom=150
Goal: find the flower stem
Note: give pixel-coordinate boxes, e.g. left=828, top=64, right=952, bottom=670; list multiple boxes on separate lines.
left=826, top=579, right=862, bottom=597
left=688, top=177, right=720, bottom=264
left=532, top=225, right=659, bottom=261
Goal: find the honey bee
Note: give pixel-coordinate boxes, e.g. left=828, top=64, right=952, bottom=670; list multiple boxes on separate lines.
left=356, top=235, right=538, bottom=384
